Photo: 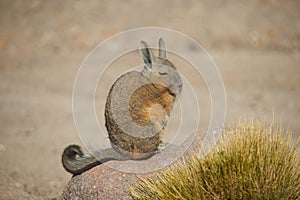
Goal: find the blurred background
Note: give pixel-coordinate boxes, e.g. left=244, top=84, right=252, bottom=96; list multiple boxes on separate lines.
left=0, top=0, right=299, bottom=199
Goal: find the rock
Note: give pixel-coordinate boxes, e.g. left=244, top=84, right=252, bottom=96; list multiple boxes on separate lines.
left=60, top=165, right=138, bottom=200
left=60, top=132, right=206, bottom=200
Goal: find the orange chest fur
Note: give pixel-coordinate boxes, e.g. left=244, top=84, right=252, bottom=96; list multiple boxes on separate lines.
left=129, top=83, right=175, bottom=126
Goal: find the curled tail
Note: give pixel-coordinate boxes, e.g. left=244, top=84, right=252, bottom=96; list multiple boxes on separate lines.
left=61, top=144, right=129, bottom=175
left=62, top=145, right=102, bottom=175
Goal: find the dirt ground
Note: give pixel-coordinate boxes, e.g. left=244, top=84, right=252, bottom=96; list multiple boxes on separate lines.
left=0, top=1, right=299, bottom=199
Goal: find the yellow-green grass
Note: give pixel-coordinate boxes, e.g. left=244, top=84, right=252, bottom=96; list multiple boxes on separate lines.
left=130, top=120, right=300, bottom=199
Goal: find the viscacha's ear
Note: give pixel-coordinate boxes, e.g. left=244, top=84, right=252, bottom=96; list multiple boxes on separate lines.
left=158, top=38, right=167, bottom=59
left=140, top=40, right=156, bottom=69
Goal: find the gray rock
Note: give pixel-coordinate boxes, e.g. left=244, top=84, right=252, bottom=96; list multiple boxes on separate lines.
left=60, top=132, right=205, bottom=200
left=60, top=164, right=138, bottom=200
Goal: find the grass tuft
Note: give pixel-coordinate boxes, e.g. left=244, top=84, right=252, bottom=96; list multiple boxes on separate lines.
left=130, top=120, right=300, bottom=200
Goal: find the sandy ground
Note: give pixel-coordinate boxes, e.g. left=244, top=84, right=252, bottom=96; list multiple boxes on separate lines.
left=0, top=1, right=299, bottom=199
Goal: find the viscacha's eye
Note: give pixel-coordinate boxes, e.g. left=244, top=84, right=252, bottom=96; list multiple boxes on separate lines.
left=158, top=68, right=168, bottom=75
left=159, top=71, right=168, bottom=75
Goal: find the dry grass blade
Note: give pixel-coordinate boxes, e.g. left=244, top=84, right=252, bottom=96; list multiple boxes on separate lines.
left=130, top=120, right=300, bottom=200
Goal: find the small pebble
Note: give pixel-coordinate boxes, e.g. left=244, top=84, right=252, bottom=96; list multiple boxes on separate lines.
left=0, top=144, right=5, bottom=151
left=48, top=181, right=61, bottom=187
left=15, top=182, right=21, bottom=188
